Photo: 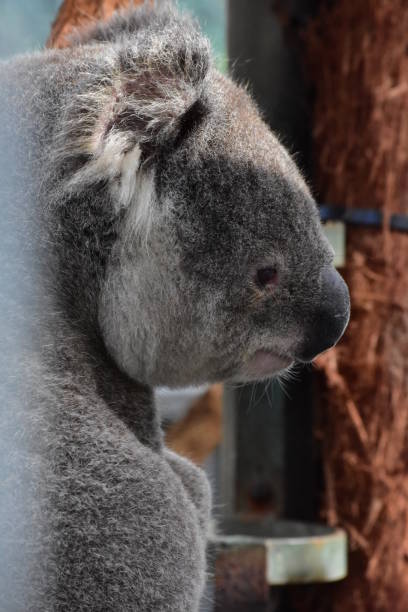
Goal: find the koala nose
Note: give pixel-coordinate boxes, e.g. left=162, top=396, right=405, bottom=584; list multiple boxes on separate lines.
left=296, top=266, right=350, bottom=363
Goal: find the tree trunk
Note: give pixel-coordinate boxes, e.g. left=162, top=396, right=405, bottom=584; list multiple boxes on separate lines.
left=48, top=0, right=143, bottom=48
left=303, top=2, right=408, bottom=611
left=166, top=385, right=223, bottom=465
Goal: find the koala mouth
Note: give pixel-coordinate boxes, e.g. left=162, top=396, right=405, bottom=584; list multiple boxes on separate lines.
left=243, top=349, right=293, bottom=381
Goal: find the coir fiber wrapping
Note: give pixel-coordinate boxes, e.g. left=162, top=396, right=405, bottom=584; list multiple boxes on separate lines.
left=303, top=2, right=408, bottom=610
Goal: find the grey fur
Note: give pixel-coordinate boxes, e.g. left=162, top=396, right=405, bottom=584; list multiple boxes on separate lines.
left=0, top=3, right=349, bottom=611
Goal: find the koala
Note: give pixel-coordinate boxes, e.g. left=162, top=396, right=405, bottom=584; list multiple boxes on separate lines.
left=0, top=3, right=350, bottom=611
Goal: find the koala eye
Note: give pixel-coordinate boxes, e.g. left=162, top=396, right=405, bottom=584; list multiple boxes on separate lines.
left=256, top=267, right=279, bottom=290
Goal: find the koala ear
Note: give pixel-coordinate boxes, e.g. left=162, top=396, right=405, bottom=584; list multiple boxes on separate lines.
left=63, top=34, right=210, bottom=202
left=108, top=41, right=210, bottom=156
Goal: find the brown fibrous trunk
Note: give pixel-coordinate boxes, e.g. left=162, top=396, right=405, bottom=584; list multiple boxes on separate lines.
left=305, top=2, right=408, bottom=610
left=48, top=0, right=144, bottom=48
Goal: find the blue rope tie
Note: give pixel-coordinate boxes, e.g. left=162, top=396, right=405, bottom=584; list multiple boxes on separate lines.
left=319, top=204, right=408, bottom=233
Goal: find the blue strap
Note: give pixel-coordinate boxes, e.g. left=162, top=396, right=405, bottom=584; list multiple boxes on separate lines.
left=319, top=204, right=408, bottom=233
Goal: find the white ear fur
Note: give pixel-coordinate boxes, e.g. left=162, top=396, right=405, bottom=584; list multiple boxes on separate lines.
left=67, top=130, right=143, bottom=213
left=96, top=134, right=156, bottom=236
left=82, top=134, right=155, bottom=235
left=108, top=141, right=143, bottom=211
left=121, top=169, right=157, bottom=247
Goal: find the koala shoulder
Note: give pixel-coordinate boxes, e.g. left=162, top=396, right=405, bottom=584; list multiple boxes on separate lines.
left=165, top=449, right=212, bottom=534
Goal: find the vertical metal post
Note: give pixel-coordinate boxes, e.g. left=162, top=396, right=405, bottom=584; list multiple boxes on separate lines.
left=213, top=2, right=321, bottom=609
left=221, top=383, right=286, bottom=519
left=223, top=0, right=320, bottom=526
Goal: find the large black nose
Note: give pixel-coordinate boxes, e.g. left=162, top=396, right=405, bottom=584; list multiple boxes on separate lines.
left=296, top=266, right=350, bottom=363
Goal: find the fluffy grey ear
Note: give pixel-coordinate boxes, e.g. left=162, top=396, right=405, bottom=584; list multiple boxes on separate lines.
left=62, top=26, right=210, bottom=201
left=111, top=38, right=210, bottom=157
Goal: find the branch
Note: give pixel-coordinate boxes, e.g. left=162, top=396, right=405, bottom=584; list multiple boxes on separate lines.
left=47, top=0, right=144, bottom=48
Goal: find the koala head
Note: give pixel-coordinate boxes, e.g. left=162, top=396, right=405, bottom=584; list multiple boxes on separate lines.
left=55, top=6, right=349, bottom=388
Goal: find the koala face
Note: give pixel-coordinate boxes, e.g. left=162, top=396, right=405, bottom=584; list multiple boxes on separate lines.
left=96, top=76, right=349, bottom=387
left=60, top=7, right=348, bottom=387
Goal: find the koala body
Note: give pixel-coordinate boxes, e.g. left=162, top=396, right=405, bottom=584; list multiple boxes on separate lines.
left=0, top=4, right=349, bottom=611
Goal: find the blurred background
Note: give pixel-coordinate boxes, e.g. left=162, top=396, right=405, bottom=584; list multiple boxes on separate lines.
left=1, top=1, right=408, bottom=611
left=0, top=0, right=226, bottom=62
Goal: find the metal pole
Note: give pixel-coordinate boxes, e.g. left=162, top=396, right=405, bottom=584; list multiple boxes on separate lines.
left=214, top=2, right=322, bottom=609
